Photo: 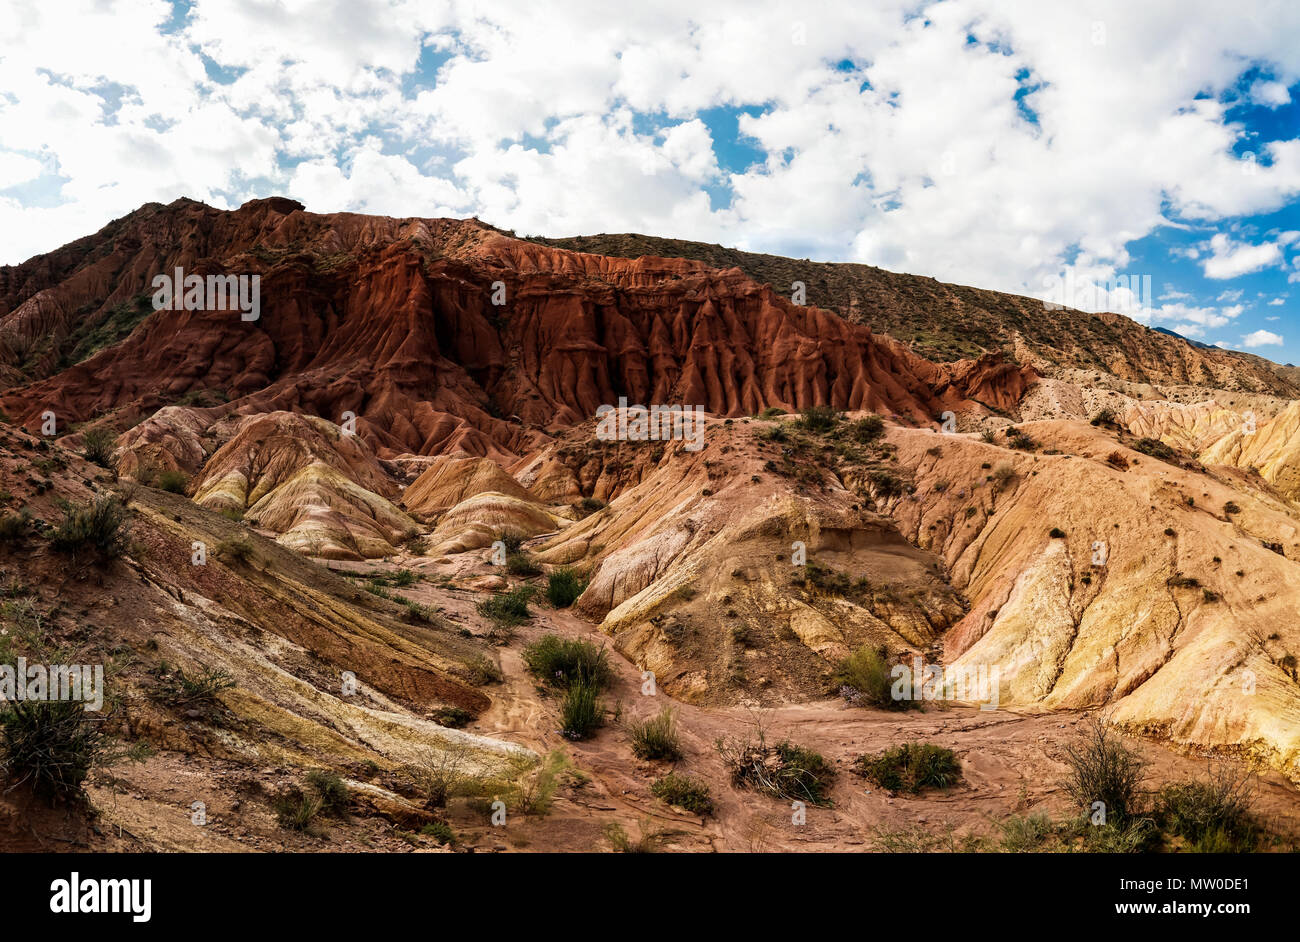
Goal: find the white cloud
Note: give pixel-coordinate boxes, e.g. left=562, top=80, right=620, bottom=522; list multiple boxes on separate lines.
left=1201, top=232, right=1284, bottom=279
left=1249, top=79, right=1292, bottom=107
left=1269, top=296, right=1286, bottom=305
left=1, top=0, right=1300, bottom=326
left=1242, top=328, right=1285, bottom=346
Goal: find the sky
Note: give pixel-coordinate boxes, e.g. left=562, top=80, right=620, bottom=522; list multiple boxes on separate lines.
left=3, top=1, right=1300, bottom=362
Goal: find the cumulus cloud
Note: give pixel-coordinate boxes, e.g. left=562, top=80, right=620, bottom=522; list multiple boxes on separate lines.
left=1201, top=233, right=1284, bottom=279
left=1242, top=328, right=1284, bottom=346
left=1, top=0, right=1300, bottom=330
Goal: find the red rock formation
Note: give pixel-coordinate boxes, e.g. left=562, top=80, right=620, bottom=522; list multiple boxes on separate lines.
left=0, top=199, right=1037, bottom=458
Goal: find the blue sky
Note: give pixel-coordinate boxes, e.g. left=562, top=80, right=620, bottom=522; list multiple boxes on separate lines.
left=4, top=1, right=1300, bottom=364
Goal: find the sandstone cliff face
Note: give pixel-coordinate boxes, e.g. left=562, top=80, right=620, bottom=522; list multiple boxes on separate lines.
left=8, top=197, right=1300, bottom=789
left=0, top=198, right=1034, bottom=462
left=884, top=420, right=1300, bottom=780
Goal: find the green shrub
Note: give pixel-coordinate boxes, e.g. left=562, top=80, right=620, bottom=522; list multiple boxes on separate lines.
left=154, top=665, right=235, bottom=706
left=1061, top=718, right=1145, bottom=825
left=755, top=406, right=786, bottom=420
left=796, top=405, right=842, bottom=433
left=421, top=821, right=455, bottom=845
left=868, top=469, right=905, bottom=497
left=1156, top=766, right=1258, bottom=852
left=274, top=788, right=324, bottom=833
left=0, top=699, right=107, bottom=797
left=717, top=735, right=835, bottom=805
left=389, top=568, right=418, bottom=587
left=305, top=769, right=350, bottom=816
left=522, top=634, right=613, bottom=690
left=155, top=469, right=188, bottom=494
left=651, top=773, right=714, bottom=815
left=833, top=646, right=913, bottom=710
left=506, top=552, right=542, bottom=577
left=546, top=567, right=586, bottom=607
left=560, top=679, right=604, bottom=740
left=849, top=414, right=885, bottom=443
left=476, top=586, right=536, bottom=628
left=81, top=426, right=117, bottom=468
left=1134, top=437, right=1175, bottom=460
left=0, top=508, right=31, bottom=541
left=50, top=495, right=130, bottom=559
left=853, top=742, right=961, bottom=793
left=627, top=708, right=682, bottom=761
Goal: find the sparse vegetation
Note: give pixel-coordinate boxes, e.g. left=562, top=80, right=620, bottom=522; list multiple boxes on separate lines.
left=626, top=707, right=682, bottom=761
left=651, top=773, right=713, bottom=815
left=523, top=634, right=614, bottom=690
left=154, top=469, right=188, bottom=494
left=81, top=426, right=117, bottom=468
left=0, top=698, right=108, bottom=798
left=849, top=414, right=885, bottom=443
left=1134, top=437, right=1175, bottom=461
left=1061, top=717, right=1145, bottom=825
left=476, top=585, right=537, bottom=628
left=50, top=495, right=130, bottom=559
left=717, top=725, right=835, bottom=806
left=546, top=567, right=586, bottom=607
left=796, top=404, right=842, bottom=433
left=559, top=680, right=605, bottom=740
left=853, top=742, right=962, bottom=793
left=833, top=645, right=913, bottom=710
left=1156, top=765, right=1259, bottom=852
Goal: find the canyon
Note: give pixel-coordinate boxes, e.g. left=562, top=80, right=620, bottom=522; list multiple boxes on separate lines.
left=1, top=196, right=1298, bottom=852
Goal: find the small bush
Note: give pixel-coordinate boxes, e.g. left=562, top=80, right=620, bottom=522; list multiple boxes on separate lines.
left=476, top=586, right=536, bottom=628
left=274, top=788, right=324, bottom=833
left=833, top=646, right=913, bottom=710
left=1224, top=501, right=1241, bottom=515
left=651, top=773, right=713, bottom=815
left=1049, top=527, right=1066, bottom=539
left=868, top=469, right=905, bottom=498
left=506, top=552, right=542, bottom=577
left=389, top=568, right=418, bottom=587
left=604, top=820, right=667, bottom=853
left=217, top=535, right=256, bottom=565
left=756, top=406, right=786, bottom=420
left=0, top=699, right=107, bottom=798
left=305, top=769, right=350, bottom=816
left=577, top=496, right=607, bottom=516
left=1061, top=718, right=1145, bottom=825
left=627, top=708, right=682, bottom=761
left=421, top=821, right=455, bottom=845
left=849, top=414, right=885, bottom=443
left=406, top=743, right=471, bottom=809
left=1134, top=437, right=1175, bottom=461
left=0, top=508, right=31, bottom=541
left=155, top=469, right=188, bottom=494
left=853, top=742, right=961, bottom=793
left=81, top=426, right=117, bottom=468
left=522, top=634, right=613, bottom=690
left=1090, top=408, right=1115, bottom=427
left=717, top=735, right=835, bottom=806
left=796, top=404, right=842, bottom=433
left=464, top=654, right=503, bottom=686
left=990, top=462, right=1016, bottom=492
left=560, top=679, right=604, bottom=740
left=1156, top=765, right=1259, bottom=852
left=50, top=495, right=130, bottom=559
left=1105, top=451, right=1129, bottom=470
left=546, top=567, right=586, bottom=607
left=155, top=665, right=236, bottom=706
